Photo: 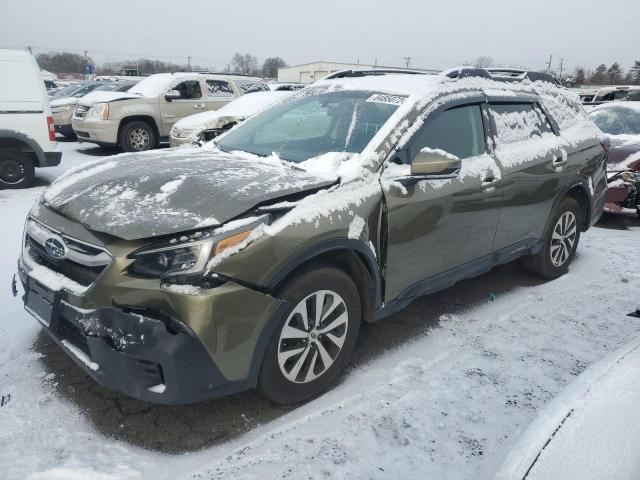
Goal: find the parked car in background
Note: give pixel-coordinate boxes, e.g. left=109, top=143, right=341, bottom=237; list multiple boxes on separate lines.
left=0, top=49, right=60, bottom=188
left=71, top=73, right=269, bottom=152
left=48, top=82, right=88, bottom=99
left=17, top=68, right=606, bottom=405
left=170, top=90, right=291, bottom=147
left=51, top=81, right=139, bottom=138
left=590, top=103, right=640, bottom=215
left=494, top=336, right=640, bottom=480
left=592, top=85, right=640, bottom=103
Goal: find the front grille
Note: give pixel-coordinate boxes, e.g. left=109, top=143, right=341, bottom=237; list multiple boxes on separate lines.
left=24, top=219, right=112, bottom=292
left=73, top=104, right=90, bottom=120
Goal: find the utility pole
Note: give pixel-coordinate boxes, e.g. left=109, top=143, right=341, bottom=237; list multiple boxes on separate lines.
left=187, top=56, right=191, bottom=72
left=546, top=54, right=553, bottom=73
left=558, top=58, right=564, bottom=79
left=404, top=56, right=411, bottom=68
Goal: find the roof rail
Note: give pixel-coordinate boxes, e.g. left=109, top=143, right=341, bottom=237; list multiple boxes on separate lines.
left=444, top=67, right=560, bottom=85
left=324, top=68, right=433, bottom=80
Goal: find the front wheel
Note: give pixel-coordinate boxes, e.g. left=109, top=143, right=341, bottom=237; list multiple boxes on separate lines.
left=119, top=120, right=156, bottom=152
left=521, top=196, right=582, bottom=279
left=258, top=266, right=361, bottom=405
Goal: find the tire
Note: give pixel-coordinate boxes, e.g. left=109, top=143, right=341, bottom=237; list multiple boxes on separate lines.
left=0, top=150, right=35, bottom=189
left=258, top=265, right=361, bottom=405
left=521, top=197, right=582, bottom=279
left=119, top=120, right=156, bottom=152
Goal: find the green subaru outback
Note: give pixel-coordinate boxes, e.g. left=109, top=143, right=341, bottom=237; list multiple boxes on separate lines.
left=15, top=68, right=607, bottom=405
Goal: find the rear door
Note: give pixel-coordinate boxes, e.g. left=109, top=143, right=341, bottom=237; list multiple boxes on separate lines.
left=488, top=97, right=570, bottom=251
left=159, top=78, right=206, bottom=135
left=205, top=79, right=236, bottom=112
left=382, top=94, right=503, bottom=302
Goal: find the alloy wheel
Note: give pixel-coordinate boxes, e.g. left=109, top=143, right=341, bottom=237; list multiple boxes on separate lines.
left=550, top=211, right=577, bottom=267
left=277, top=289, right=349, bottom=384
left=128, top=127, right=151, bottom=151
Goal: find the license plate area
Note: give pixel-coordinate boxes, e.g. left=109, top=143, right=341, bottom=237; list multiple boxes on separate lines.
left=25, top=279, right=59, bottom=328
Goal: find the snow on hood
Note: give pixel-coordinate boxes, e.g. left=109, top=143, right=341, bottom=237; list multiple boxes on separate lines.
left=78, top=90, right=140, bottom=106
left=174, top=91, right=291, bottom=131
left=50, top=97, right=78, bottom=108
left=42, top=148, right=337, bottom=240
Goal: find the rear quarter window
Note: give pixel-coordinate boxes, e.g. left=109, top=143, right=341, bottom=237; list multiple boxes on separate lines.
left=490, top=103, right=554, bottom=144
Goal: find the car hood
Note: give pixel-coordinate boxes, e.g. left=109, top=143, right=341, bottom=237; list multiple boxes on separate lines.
left=50, top=97, right=78, bottom=108
left=42, top=148, right=337, bottom=240
left=77, top=90, right=141, bottom=106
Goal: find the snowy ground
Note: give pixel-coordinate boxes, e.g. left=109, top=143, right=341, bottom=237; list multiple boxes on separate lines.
left=1, top=139, right=640, bottom=480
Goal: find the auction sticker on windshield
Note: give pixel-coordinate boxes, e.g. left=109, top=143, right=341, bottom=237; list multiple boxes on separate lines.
left=366, top=94, right=407, bottom=106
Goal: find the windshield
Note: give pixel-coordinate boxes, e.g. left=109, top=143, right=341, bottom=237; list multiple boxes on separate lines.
left=216, top=90, right=404, bottom=162
left=50, top=83, right=86, bottom=98
left=591, top=107, right=640, bottom=135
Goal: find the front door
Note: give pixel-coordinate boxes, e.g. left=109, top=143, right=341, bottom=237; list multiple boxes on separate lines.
left=160, top=79, right=206, bottom=136
left=382, top=96, right=503, bottom=302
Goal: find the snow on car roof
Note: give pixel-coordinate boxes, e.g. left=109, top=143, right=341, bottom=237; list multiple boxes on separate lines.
left=129, top=73, right=265, bottom=98
left=592, top=101, right=640, bottom=113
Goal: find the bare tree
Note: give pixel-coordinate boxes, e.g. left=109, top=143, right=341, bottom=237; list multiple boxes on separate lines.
left=574, top=67, right=586, bottom=86
left=474, top=56, right=494, bottom=68
left=36, top=51, right=93, bottom=74
left=262, top=57, right=287, bottom=79
left=231, top=53, right=259, bottom=75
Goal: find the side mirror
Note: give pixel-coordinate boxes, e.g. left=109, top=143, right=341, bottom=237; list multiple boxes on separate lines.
left=164, top=90, right=181, bottom=102
left=411, top=149, right=461, bottom=175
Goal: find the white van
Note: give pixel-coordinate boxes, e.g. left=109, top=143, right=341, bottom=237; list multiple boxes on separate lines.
left=0, top=49, right=61, bottom=188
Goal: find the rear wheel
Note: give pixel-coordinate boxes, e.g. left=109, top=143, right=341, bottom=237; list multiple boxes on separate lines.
left=0, top=150, right=34, bottom=189
left=258, top=266, right=361, bottom=405
left=119, top=120, right=156, bottom=152
left=521, top=197, right=582, bottom=279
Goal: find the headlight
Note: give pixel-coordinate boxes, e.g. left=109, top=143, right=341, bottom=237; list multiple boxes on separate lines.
left=128, top=214, right=268, bottom=279
left=89, top=103, right=109, bottom=120
left=52, top=104, right=74, bottom=113
left=129, top=239, right=214, bottom=278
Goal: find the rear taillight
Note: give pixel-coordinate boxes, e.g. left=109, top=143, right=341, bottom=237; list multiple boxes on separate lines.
left=46, top=116, right=55, bottom=141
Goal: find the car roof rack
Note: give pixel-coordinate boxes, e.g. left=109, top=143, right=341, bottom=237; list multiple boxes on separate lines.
left=444, top=67, right=560, bottom=86
left=324, top=68, right=433, bottom=80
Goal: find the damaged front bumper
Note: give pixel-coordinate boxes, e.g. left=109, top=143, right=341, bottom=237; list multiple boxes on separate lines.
left=16, top=259, right=288, bottom=405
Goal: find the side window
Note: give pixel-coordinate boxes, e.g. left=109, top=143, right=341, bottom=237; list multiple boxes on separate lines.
left=628, top=91, right=640, bottom=101
left=234, top=79, right=270, bottom=94
left=410, top=104, right=485, bottom=160
left=171, top=80, right=202, bottom=100
left=207, top=80, right=234, bottom=97
left=490, top=103, right=552, bottom=144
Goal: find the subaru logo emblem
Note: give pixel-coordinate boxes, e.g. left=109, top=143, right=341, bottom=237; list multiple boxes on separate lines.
left=44, top=236, right=67, bottom=260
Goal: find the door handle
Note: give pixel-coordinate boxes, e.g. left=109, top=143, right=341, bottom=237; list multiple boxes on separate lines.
left=194, top=103, right=205, bottom=109
left=481, top=176, right=500, bottom=191
left=552, top=156, right=567, bottom=169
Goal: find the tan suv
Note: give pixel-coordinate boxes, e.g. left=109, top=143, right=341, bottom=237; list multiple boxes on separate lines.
left=71, top=73, right=268, bottom=152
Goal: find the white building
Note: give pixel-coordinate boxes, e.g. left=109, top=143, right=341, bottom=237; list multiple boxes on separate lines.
left=278, top=61, right=438, bottom=84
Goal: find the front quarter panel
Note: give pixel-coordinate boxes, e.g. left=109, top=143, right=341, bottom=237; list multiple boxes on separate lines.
left=211, top=180, right=383, bottom=293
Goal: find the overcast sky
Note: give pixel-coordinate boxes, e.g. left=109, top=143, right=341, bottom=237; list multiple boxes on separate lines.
left=1, top=0, right=638, bottom=73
